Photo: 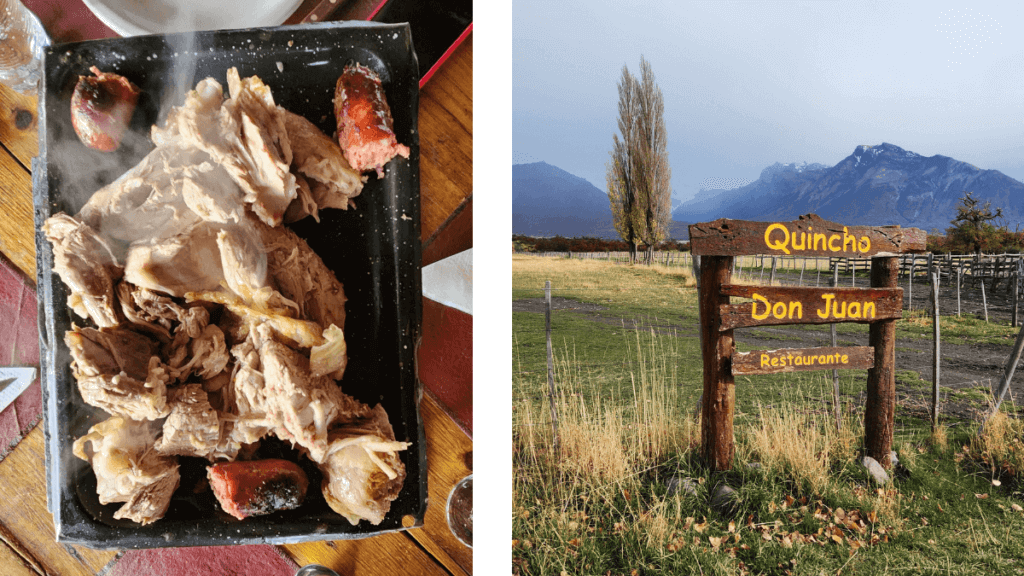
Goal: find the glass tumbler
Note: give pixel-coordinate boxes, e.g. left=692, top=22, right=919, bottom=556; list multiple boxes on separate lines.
left=0, top=0, right=48, bottom=95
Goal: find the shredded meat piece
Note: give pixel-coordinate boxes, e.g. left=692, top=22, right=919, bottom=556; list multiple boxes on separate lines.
left=43, top=213, right=123, bottom=328
left=252, top=215, right=347, bottom=333
left=257, top=324, right=370, bottom=463
left=320, top=404, right=409, bottom=525
left=155, top=383, right=222, bottom=458
left=72, top=416, right=180, bottom=525
left=280, top=109, right=364, bottom=217
left=66, top=326, right=170, bottom=420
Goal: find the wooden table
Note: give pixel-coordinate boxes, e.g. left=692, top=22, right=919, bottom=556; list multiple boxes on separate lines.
left=0, top=24, right=472, bottom=576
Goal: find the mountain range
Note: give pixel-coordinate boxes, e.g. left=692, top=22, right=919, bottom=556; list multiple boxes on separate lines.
left=513, top=143, right=1024, bottom=240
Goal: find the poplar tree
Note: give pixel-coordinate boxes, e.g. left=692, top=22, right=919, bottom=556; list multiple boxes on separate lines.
left=607, top=56, right=671, bottom=264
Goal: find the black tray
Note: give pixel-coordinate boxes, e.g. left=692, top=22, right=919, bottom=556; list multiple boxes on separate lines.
left=33, top=21, right=425, bottom=549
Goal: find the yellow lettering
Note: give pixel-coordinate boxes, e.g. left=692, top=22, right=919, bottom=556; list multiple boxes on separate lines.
left=752, top=293, right=770, bottom=320
left=833, top=300, right=847, bottom=319
left=761, top=354, right=770, bottom=368
left=794, top=355, right=803, bottom=366
left=792, top=231, right=806, bottom=250
left=771, top=357, right=779, bottom=367
left=764, top=223, right=791, bottom=254
left=858, top=236, right=870, bottom=253
left=772, top=301, right=787, bottom=319
left=843, top=227, right=856, bottom=252
left=808, top=355, right=816, bottom=365
left=863, top=302, right=875, bottom=318
left=828, top=234, right=841, bottom=252
left=826, top=354, right=834, bottom=364
left=813, top=233, right=826, bottom=251
left=818, top=294, right=835, bottom=319
left=841, top=354, right=849, bottom=364
left=848, top=301, right=861, bottom=318
left=817, top=355, right=826, bottom=364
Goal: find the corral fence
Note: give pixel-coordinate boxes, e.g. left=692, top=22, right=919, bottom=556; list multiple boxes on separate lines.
left=522, top=250, right=1024, bottom=326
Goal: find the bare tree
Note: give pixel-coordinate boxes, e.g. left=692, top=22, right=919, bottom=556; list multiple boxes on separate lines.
left=607, top=56, right=671, bottom=264
left=607, top=65, right=641, bottom=263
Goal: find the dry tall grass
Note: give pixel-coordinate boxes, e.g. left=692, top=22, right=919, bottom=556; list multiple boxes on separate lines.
left=513, top=328, right=699, bottom=489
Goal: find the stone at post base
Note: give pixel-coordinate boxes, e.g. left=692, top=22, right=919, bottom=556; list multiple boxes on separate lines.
left=711, top=482, right=740, bottom=516
left=862, top=456, right=890, bottom=485
left=665, top=476, right=699, bottom=498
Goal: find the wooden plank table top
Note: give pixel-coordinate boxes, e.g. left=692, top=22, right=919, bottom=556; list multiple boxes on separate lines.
left=0, top=29, right=472, bottom=576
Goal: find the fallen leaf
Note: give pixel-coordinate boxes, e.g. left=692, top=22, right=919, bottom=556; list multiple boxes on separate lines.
left=568, top=521, right=579, bottom=530
left=683, top=517, right=694, bottom=530
left=1012, top=503, right=1023, bottom=512
left=709, top=536, right=723, bottom=549
left=568, top=538, right=581, bottom=547
left=921, top=495, right=929, bottom=500
left=762, top=531, right=772, bottom=541
left=734, top=534, right=742, bottom=543
left=781, top=534, right=793, bottom=548
left=694, top=519, right=708, bottom=533
left=769, top=501, right=778, bottom=513
left=512, top=539, right=519, bottom=548
left=561, top=571, right=569, bottom=576
left=993, top=479, right=1002, bottom=487
left=785, top=494, right=795, bottom=508
left=831, top=533, right=844, bottom=545
left=867, top=510, right=878, bottom=523
left=622, top=490, right=631, bottom=501
left=728, top=521, right=736, bottom=533
left=614, top=522, right=625, bottom=533
left=976, top=493, right=990, bottom=500
left=928, top=539, right=936, bottom=545
left=938, top=503, right=944, bottom=513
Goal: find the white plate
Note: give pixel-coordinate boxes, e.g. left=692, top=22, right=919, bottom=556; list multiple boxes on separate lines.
left=82, top=0, right=304, bottom=37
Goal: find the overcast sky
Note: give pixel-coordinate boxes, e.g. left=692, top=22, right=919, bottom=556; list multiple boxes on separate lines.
left=512, top=0, right=1024, bottom=204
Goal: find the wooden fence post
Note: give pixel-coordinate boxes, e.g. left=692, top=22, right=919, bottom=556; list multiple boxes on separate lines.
left=1015, top=259, right=1022, bottom=328
left=981, top=280, right=989, bottom=323
left=831, top=265, right=842, bottom=431
left=986, top=321, right=1024, bottom=430
left=699, top=256, right=735, bottom=471
left=931, top=272, right=941, bottom=432
left=800, top=258, right=806, bottom=286
left=865, top=257, right=898, bottom=468
left=545, top=281, right=560, bottom=455
left=956, top=267, right=961, bottom=318
left=770, top=256, right=777, bottom=286
left=908, top=257, right=915, bottom=311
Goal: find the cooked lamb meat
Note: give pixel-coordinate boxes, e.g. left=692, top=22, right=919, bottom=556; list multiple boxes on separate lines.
left=257, top=324, right=370, bottom=463
left=253, top=215, right=346, bottom=333
left=320, top=404, right=409, bottom=525
left=77, top=143, right=243, bottom=254
left=151, top=70, right=297, bottom=227
left=72, top=416, right=180, bottom=525
left=43, top=213, right=123, bottom=328
left=65, top=326, right=170, bottom=420
left=165, top=323, right=230, bottom=382
left=118, top=281, right=211, bottom=341
left=208, top=459, right=309, bottom=520
left=155, top=383, right=222, bottom=458
left=280, top=109, right=364, bottom=215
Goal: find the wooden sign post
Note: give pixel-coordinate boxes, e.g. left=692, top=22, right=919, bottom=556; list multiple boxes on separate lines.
left=689, top=214, right=926, bottom=471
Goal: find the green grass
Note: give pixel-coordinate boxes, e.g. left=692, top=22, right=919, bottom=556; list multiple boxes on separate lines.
left=513, top=254, right=1024, bottom=576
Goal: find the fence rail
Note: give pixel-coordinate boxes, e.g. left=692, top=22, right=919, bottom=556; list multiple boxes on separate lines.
left=517, top=251, right=1024, bottom=326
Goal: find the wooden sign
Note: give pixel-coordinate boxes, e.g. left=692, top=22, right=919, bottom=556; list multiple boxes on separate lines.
left=689, top=214, right=926, bottom=257
left=718, top=285, right=903, bottom=330
left=732, top=346, right=874, bottom=375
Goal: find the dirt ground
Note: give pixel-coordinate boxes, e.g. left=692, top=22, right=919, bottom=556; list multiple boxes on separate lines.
left=513, top=273, right=1024, bottom=424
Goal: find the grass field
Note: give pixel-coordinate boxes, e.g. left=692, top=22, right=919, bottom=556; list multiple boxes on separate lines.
left=512, top=254, right=1024, bottom=576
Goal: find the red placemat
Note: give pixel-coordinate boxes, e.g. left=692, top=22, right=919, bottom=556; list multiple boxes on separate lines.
left=0, top=256, right=41, bottom=461
left=107, top=545, right=299, bottom=576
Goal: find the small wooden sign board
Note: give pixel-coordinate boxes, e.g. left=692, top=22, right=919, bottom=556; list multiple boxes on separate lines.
left=732, top=346, right=874, bottom=375
left=689, top=214, right=923, bottom=472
